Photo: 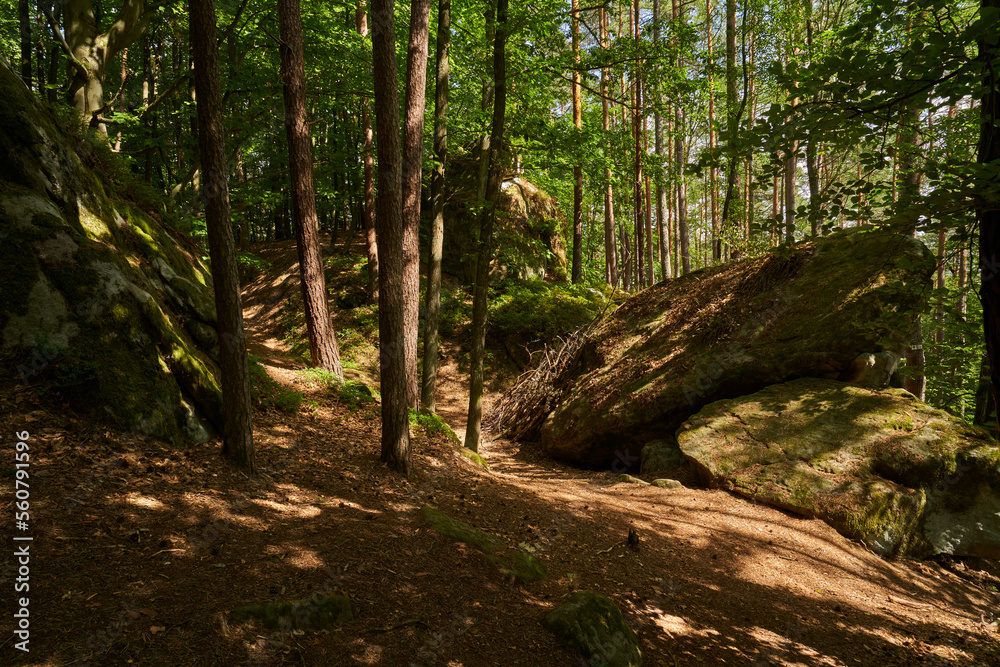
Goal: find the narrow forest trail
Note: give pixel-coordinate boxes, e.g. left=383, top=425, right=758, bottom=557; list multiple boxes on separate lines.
left=228, top=239, right=1000, bottom=667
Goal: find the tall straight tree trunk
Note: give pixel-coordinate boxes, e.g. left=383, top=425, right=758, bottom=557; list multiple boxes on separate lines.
left=402, top=0, right=431, bottom=409
left=465, top=0, right=507, bottom=453
left=707, top=0, right=720, bottom=261
left=632, top=0, right=644, bottom=289
left=722, top=0, right=740, bottom=255
left=600, top=7, right=619, bottom=287
left=278, top=0, right=344, bottom=377
left=571, top=0, right=583, bottom=283
left=783, top=142, right=796, bottom=243
left=977, top=0, right=999, bottom=432
left=677, top=107, right=689, bottom=274
left=358, top=4, right=379, bottom=301
left=421, top=0, right=450, bottom=413
left=653, top=0, right=671, bottom=279
left=189, top=0, right=255, bottom=473
left=18, top=0, right=31, bottom=88
left=371, top=0, right=411, bottom=475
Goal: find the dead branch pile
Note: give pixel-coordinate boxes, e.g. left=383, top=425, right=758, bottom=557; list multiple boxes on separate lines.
left=484, top=314, right=604, bottom=441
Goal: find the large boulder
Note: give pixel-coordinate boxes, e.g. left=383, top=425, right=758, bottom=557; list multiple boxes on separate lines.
left=677, top=378, right=1000, bottom=559
left=0, top=63, right=223, bottom=443
left=543, top=590, right=643, bottom=667
left=529, top=228, right=932, bottom=467
left=438, top=157, right=568, bottom=283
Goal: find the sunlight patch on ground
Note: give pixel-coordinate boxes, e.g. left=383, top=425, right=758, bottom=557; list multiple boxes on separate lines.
left=125, top=493, right=168, bottom=510
left=249, top=498, right=322, bottom=518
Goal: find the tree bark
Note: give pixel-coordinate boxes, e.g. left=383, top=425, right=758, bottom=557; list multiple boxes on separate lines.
left=371, top=0, right=411, bottom=475
left=189, top=0, right=255, bottom=473
left=722, top=0, right=740, bottom=255
left=61, top=0, right=155, bottom=133
left=421, top=0, right=450, bottom=413
left=465, top=0, right=507, bottom=453
left=571, top=0, right=583, bottom=284
left=600, top=7, right=619, bottom=288
left=402, top=0, right=431, bottom=409
left=278, top=0, right=344, bottom=378
left=978, top=0, right=1000, bottom=434
left=357, top=4, right=379, bottom=301
left=632, top=0, right=644, bottom=288
left=18, top=0, right=31, bottom=89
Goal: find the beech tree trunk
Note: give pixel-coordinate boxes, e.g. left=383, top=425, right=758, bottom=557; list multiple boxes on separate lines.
left=402, top=0, right=431, bottom=409
left=278, top=0, right=344, bottom=377
left=189, top=0, right=255, bottom=473
left=60, top=0, right=154, bottom=133
left=722, top=0, right=741, bottom=252
left=465, top=0, right=507, bottom=453
left=371, top=0, right=411, bottom=475
left=421, top=0, right=450, bottom=413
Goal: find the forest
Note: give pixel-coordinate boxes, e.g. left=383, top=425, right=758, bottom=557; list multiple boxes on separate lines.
left=1, top=0, right=999, bottom=664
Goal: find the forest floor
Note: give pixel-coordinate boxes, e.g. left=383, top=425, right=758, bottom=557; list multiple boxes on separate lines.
left=2, top=240, right=1000, bottom=666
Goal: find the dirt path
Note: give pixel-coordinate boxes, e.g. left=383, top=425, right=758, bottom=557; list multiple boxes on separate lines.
left=239, top=239, right=1000, bottom=667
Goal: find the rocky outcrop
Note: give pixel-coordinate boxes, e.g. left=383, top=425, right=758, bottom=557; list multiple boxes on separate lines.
left=525, top=228, right=932, bottom=467
left=0, top=63, right=222, bottom=443
left=677, top=378, right=1000, bottom=559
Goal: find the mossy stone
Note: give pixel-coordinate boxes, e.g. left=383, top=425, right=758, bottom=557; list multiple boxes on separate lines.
left=422, top=505, right=548, bottom=583
left=543, top=590, right=643, bottom=667
left=460, top=447, right=489, bottom=469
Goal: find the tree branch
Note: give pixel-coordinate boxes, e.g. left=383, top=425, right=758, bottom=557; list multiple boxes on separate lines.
left=41, top=6, right=88, bottom=77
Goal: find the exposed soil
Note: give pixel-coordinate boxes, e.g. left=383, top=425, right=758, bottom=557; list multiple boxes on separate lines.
left=2, top=240, right=998, bottom=666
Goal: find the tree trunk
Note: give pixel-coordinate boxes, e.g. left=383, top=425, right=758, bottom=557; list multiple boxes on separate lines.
left=61, top=0, right=155, bottom=133
left=600, top=7, right=619, bottom=288
left=421, top=0, right=450, bottom=413
left=18, top=0, right=31, bottom=89
left=722, top=0, right=740, bottom=255
left=278, top=0, right=344, bottom=377
left=978, top=0, right=1000, bottom=434
left=465, top=0, right=507, bottom=453
left=358, top=4, right=379, bottom=301
left=632, top=0, right=644, bottom=289
left=402, top=0, right=431, bottom=410
left=371, top=0, right=411, bottom=475
left=783, top=142, right=796, bottom=243
left=189, top=0, right=255, bottom=473
left=571, top=0, right=583, bottom=284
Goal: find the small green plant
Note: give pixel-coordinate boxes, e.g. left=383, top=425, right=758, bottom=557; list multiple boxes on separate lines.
left=409, top=409, right=460, bottom=444
left=337, top=380, right=376, bottom=410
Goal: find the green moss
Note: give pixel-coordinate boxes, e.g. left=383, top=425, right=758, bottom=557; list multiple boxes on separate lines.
left=460, top=447, right=488, bottom=469
left=542, top=591, right=643, bottom=667
left=411, top=409, right=461, bottom=444
left=422, top=505, right=504, bottom=553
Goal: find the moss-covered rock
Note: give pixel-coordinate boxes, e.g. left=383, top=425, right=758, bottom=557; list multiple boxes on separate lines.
left=0, top=64, right=222, bottom=444
left=527, top=227, right=932, bottom=468
left=543, top=590, right=643, bottom=667
left=231, top=594, right=353, bottom=630
left=421, top=505, right=548, bottom=583
left=677, top=378, right=1000, bottom=558
left=459, top=447, right=489, bottom=469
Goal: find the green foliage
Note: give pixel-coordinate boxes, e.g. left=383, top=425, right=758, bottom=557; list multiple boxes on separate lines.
left=409, top=409, right=460, bottom=444
left=236, top=251, right=271, bottom=283
left=302, top=367, right=376, bottom=411
left=489, top=278, right=610, bottom=342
